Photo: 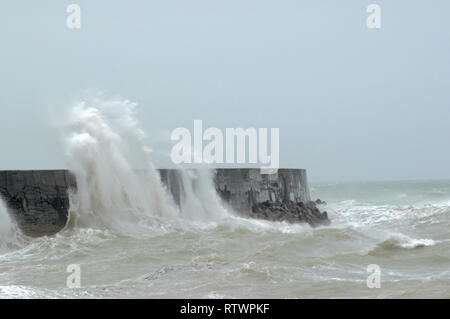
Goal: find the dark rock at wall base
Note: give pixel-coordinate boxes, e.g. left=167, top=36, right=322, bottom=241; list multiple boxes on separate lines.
left=315, top=198, right=327, bottom=205
left=250, top=200, right=330, bottom=227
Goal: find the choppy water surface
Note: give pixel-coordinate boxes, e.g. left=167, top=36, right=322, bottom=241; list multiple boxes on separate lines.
left=1, top=179, right=448, bottom=299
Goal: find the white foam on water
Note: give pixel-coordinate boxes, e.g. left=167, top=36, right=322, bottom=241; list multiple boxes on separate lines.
left=328, top=197, right=450, bottom=230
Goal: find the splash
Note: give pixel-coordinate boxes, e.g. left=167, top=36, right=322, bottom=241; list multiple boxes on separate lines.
left=0, top=197, right=23, bottom=252
left=61, top=98, right=179, bottom=235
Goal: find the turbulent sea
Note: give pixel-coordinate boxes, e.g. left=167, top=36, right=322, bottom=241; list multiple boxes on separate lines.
left=0, top=99, right=449, bottom=299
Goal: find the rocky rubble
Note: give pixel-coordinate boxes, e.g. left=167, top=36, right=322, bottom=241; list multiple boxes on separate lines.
left=250, top=199, right=330, bottom=227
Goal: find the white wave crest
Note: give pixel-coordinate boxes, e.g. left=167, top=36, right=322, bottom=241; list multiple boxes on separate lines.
left=368, top=233, right=436, bottom=255
left=383, top=233, right=436, bottom=249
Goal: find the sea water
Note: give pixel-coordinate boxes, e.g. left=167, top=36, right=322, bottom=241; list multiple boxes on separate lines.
left=0, top=99, right=448, bottom=298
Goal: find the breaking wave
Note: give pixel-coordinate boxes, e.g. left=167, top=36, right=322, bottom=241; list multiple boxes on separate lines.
left=368, top=233, right=436, bottom=255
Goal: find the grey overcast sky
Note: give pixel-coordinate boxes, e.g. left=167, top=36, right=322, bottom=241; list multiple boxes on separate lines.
left=0, top=0, right=449, bottom=182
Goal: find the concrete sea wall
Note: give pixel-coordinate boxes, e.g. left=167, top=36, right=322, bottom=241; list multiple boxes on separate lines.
left=0, top=169, right=315, bottom=237
left=0, top=170, right=76, bottom=237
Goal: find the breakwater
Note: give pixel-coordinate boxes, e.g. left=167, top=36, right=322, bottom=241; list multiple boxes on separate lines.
left=0, top=169, right=327, bottom=237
